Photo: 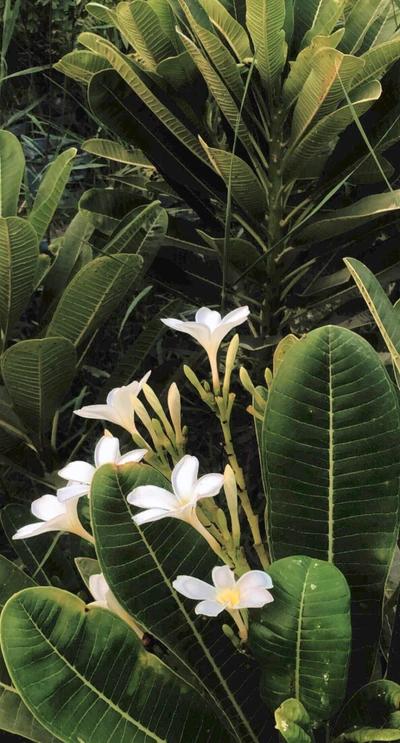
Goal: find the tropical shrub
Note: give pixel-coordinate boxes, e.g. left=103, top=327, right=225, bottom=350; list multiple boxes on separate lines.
left=56, top=0, right=400, bottom=341
left=1, top=300, right=400, bottom=743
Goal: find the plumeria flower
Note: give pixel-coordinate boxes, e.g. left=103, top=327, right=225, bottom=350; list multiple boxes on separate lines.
left=162, top=307, right=249, bottom=390
left=74, top=371, right=151, bottom=434
left=127, top=454, right=223, bottom=549
left=88, top=573, right=143, bottom=638
left=12, top=494, right=94, bottom=544
left=173, top=565, right=274, bottom=641
left=57, top=432, right=147, bottom=502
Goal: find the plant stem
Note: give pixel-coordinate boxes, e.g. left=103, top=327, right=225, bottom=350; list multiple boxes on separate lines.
left=264, top=109, right=286, bottom=334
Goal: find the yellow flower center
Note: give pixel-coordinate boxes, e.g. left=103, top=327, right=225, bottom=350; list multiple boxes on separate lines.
left=218, top=588, right=241, bottom=608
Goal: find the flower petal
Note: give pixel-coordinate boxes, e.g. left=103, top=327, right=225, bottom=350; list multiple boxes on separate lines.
left=219, top=306, right=249, bottom=327
left=94, top=435, right=120, bottom=468
left=31, top=494, right=66, bottom=521
left=126, top=370, right=151, bottom=396
left=236, top=570, right=273, bottom=592
left=193, top=473, right=224, bottom=499
left=58, top=461, right=95, bottom=485
left=57, top=483, right=89, bottom=502
left=194, top=599, right=227, bottom=616
left=118, top=449, right=147, bottom=465
left=161, top=319, right=211, bottom=349
left=110, top=387, right=136, bottom=432
left=127, top=485, right=178, bottom=511
left=234, top=587, right=274, bottom=609
left=195, top=308, right=221, bottom=332
left=74, top=404, right=122, bottom=426
left=13, top=515, right=68, bottom=540
left=173, top=575, right=217, bottom=601
left=171, top=455, right=199, bottom=503
left=212, top=565, right=235, bottom=591
left=132, top=508, right=169, bottom=525
left=89, top=573, right=109, bottom=603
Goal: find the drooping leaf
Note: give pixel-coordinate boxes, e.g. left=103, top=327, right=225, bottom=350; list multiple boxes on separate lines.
left=53, top=50, right=112, bottom=83
left=86, top=1, right=118, bottom=25
left=0, top=130, right=25, bottom=217
left=198, top=0, right=252, bottom=59
left=333, top=680, right=400, bottom=740
left=156, top=51, right=200, bottom=93
left=274, top=699, right=312, bottom=743
left=91, top=462, right=269, bottom=743
left=2, top=337, right=76, bottom=442
left=116, top=1, right=177, bottom=69
left=338, top=0, right=391, bottom=54
left=261, top=326, right=400, bottom=688
left=246, top=0, right=286, bottom=93
left=0, top=216, right=39, bottom=342
left=1, top=586, right=235, bottom=743
left=201, top=142, right=267, bottom=219
left=344, top=257, right=400, bottom=375
left=350, top=37, right=400, bottom=87
left=28, top=148, right=77, bottom=243
left=82, top=138, right=155, bottom=167
left=249, top=555, right=351, bottom=724
left=46, top=254, right=143, bottom=347
left=295, top=190, right=400, bottom=243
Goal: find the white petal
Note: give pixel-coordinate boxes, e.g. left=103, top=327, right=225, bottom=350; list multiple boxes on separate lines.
left=58, top=461, right=95, bottom=485
left=171, top=455, right=199, bottom=503
left=194, top=599, right=226, bottom=616
left=13, top=515, right=68, bottom=540
left=127, top=485, right=178, bottom=510
left=132, top=508, right=169, bottom=525
left=89, top=573, right=109, bottom=603
left=161, top=319, right=211, bottom=349
left=74, top=404, right=122, bottom=426
left=94, top=436, right=120, bottom=467
left=212, top=565, right=236, bottom=591
left=173, top=575, right=217, bottom=601
left=193, top=473, right=224, bottom=500
left=110, top=387, right=135, bottom=432
left=236, top=570, right=273, bottom=592
left=106, top=388, right=118, bottom=406
left=31, top=494, right=66, bottom=521
left=126, top=370, right=151, bottom=396
left=57, top=483, right=89, bottom=502
left=118, top=449, right=147, bottom=465
left=234, top=588, right=274, bottom=609
left=220, top=306, right=249, bottom=327
left=195, top=308, right=221, bottom=332
left=86, top=599, right=108, bottom=609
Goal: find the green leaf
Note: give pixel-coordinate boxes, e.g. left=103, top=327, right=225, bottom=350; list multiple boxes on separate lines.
left=104, top=201, right=167, bottom=256
left=350, top=37, right=400, bottom=88
left=43, top=212, right=95, bottom=300
left=74, top=556, right=100, bottom=590
left=246, top=0, right=286, bottom=93
left=261, top=325, right=400, bottom=687
left=0, top=216, right=39, bottom=342
left=338, top=0, right=391, bottom=54
left=300, top=0, right=347, bottom=49
left=295, top=190, right=400, bottom=243
left=46, top=254, right=143, bottom=347
left=2, top=337, right=76, bottom=442
left=91, top=462, right=269, bottom=743
left=250, top=556, right=351, bottom=724
left=344, top=257, right=400, bottom=375
left=0, top=130, right=25, bottom=217
left=272, top=334, right=299, bottom=376
left=198, top=0, right=252, bottom=59
left=116, top=1, right=177, bottom=69
left=292, top=0, right=343, bottom=51
left=148, top=0, right=184, bottom=52
left=54, top=50, right=112, bottom=83
left=0, top=682, right=60, bottom=743
left=283, top=81, right=381, bottom=181
left=282, top=30, right=345, bottom=110
left=86, top=1, right=118, bottom=25
left=274, top=699, right=312, bottom=743
left=0, top=554, right=36, bottom=609
left=201, top=142, right=267, bottom=219
left=28, top=148, right=77, bottom=243
left=349, top=153, right=394, bottom=184
left=82, top=138, right=155, bottom=167
left=1, top=586, right=235, bottom=743
left=333, top=680, right=400, bottom=741
left=79, top=187, right=149, bottom=234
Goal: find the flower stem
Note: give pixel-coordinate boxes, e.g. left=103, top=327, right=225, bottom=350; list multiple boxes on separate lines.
left=216, top=395, right=269, bottom=570
left=229, top=609, right=248, bottom=643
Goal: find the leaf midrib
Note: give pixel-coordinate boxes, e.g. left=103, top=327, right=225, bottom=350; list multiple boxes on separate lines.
left=295, top=562, right=311, bottom=700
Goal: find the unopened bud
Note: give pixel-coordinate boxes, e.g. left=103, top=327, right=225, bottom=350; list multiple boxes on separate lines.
left=224, top=465, right=240, bottom=545
left=168, top=383, right=184, bottom=445
left=264, top=368, right=273, bottom=389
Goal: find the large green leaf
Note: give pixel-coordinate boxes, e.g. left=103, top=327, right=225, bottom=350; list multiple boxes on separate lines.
left=0, top=216, right=39, bottom=342
left=260, top=326, right=400, bottom=686
left=0, top=130, right=25, bottom=217
left=43, top=212, right=95, bottom=300
left=1, top=586, right=235, bottom=743
left=0, top=554, right=36, bottom=609
left=246, top=0, right=286, bottom=93
left=86, top=1, right=118, bottom=25
left=46, top=254, right=142, bottom=347
left=388, top=595, right=400, bottom=684
left=201, top=143, right=267, bottom=219
left=91, top=462, right=269, bottom=743
left=116, top=1, right=176, bottom=69
left=2, top=337, right=76, bottom=443
left=28, top=148, right=77, bottom=243
left=274, top=699, right=312, bottom=743
left=333, top=680, right=400, bottom=740
left=249, top=556, right=351, bottom=724
left=282, top=30, right=345, bottom=110
left=344, top=257, right=400, bottom=375
left=79, top=187, right=149, bottom=234
left=198, top=0, right=251, bottom=59
left=82, top=138, right=155, bottom=168
left=350, top=37, right=400, bottom=88
left=284, top=81, right=381, bottom=181
left=300, top=0, right=347, bottom=49
left=338, top=0, right=391, bottom=54
left=148, top=0, right=184, bottom=52
left=292, top=0, right=343, bottom=51
left=104, top=201, right=167, bottom=256
left=295, top=190, right=400, bottom=244
left=54, top=50, right=112, bottom=83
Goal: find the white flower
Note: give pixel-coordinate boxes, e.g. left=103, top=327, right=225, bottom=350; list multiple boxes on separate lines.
left=57, top=433, right=147, bottom=502
left=88, top=573, right=143, bottom=639
left=127, top=454, right=223, bottom=528
left=162, top=307, right=249, bottom=389
left=74, top=371, right=151, bottom=434
left=12, top=494, right=94, bottom=543
left=173, top=565, right=274, bottom=616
